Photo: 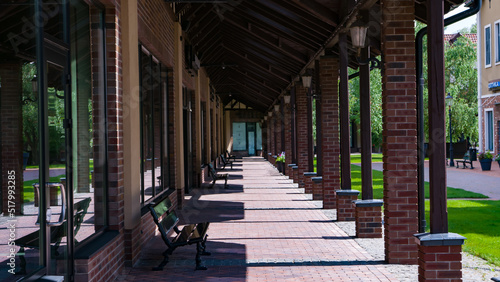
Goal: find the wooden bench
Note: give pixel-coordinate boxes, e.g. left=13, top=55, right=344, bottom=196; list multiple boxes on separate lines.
left=207, top=163, right=228, bottom=189
left=148, top=198, right=210, bottom=271
left=220, top=154, right=233, bottom=169
left=455, top=151, right=474, bottom=169
left=15, top=197, right=91, bottom=274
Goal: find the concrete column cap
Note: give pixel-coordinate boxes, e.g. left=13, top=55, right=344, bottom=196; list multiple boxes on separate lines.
left=335, top=189, right=360, bottom=196
left=304, top=172, right=317, bottom=176
left=414, top=232, right=466, bottom=246
left=288, top=164, right=297, bottom=167
left=311, top=176, right=323, bottom=183
left=353, top=199, right=383, bottom=207
left=272, top=155, right=277, bottom=158
left=292, top=166, right=299, bottom=169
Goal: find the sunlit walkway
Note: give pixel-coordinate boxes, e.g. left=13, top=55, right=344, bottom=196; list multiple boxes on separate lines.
left=117, top=157, right=397, bottom=281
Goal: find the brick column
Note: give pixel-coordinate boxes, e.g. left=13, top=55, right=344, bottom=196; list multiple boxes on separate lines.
left=319, top=56, right=340, bottom=209
left=304, top=172, right=316, bottom=194
left=292, top=165, right=298, bottom=183
left=288, top=164, right=296, bottom=181
left=311, top=176, right=323, bottom=200
left=354, top=200, right=383, bottom=238
left=381, top=0, right=419, bottom=264
left=415, top=233, right=466, bottom=282
left=0, top=62, right=24, bottom=215
left=269, top=112, right=275, bottom=157
left=295, top=84, right=308, bottom=187
left=335, top=190, right=359, bottom=221
left=284, top=100, right=293, bottom=177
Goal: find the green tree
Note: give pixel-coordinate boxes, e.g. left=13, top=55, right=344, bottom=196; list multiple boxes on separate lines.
left=348, top=61, right=383, bottom=150
left=418, top=21, right=478, bottom=143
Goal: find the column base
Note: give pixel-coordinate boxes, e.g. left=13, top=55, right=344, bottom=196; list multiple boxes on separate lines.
left=335, top=190, right=359, bottom=221
left=292, top=166, right=299, bottom=184
left=354, top=200, right=383, bottom=238
left=415, top=232, right=466, bottom=282
left=287, top=164, right=296, bottom=180
left=311, top=176, right=323, bottom=201
left=304, top=172, right=316, bottom=194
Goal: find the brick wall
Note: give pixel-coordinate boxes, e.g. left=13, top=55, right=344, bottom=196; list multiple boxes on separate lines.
left=74, top=235, right=124, bottom=282
left=0, top=62, right=24, bottom=215
left=319, top=56, right=340, bottom=209
left=381, top=0, right=419, bottom=264
left=137, top=0, right=174, bottom=68
left=295, top=85, right=309, bottom=186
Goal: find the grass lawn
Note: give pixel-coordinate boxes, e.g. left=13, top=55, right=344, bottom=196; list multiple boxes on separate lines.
left=23, top=175, right=66, bottom=203
left=350, top=164, right=487, bottom=199
left=350, top=153, right=383, bottom=163
left=425, top=200, right=500, bottom=267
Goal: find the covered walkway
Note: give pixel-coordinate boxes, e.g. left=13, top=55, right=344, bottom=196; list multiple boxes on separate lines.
left=117, top=157, right=397, bottom=281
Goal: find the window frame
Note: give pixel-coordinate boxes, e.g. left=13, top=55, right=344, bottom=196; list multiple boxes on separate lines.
left=138, top=44, right=169, bottom=206
left=485, top=24, right=492, bottom=68
left=485, top=109, right=494, bottom=152
left=495, top=20, right=500, bottom=64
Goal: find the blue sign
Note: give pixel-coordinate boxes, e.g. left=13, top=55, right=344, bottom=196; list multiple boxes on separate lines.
left=488, top=81, right=500, bottom=90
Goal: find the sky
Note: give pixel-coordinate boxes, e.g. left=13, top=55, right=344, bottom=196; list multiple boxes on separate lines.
left=444, top=4, right=477, bottom=34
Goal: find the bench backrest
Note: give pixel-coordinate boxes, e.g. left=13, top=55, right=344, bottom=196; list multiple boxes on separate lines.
left=149, top=198, right=179, bottom=244
left=220, top=154, right=229, bottom=164
left=207, top=163, right=217, bottom=178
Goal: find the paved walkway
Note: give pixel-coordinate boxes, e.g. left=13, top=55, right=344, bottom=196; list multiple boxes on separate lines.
left=370, top=160, right=500, bottom=199
left=117, top=157, right=397, bottom=281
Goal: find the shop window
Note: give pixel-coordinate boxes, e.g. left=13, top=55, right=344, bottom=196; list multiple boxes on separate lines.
left=486, top=110, right=494, bottom=151
left=485, top=24, right=492, bottom=67
left=139, top=46, right=169, bottom=205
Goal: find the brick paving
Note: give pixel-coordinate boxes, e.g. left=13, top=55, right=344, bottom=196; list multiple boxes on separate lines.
left=117, top=157, right=397, bottom=281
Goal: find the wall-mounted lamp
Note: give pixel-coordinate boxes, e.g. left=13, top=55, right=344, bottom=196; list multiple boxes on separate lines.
left=274, top=104, right=280, bottom=112
left=268, top=111, right=272, bottom=117
left=284, top=95, right=291, bottom=104
left=350, top=23, right=368, bottom=57
left=301, top=74, right=312, bottom=91
left=264, top=116, right=268, bottom=121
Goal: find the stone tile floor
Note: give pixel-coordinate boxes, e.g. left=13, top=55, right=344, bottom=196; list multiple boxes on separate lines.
left=116, top=157, right=398, bottom=281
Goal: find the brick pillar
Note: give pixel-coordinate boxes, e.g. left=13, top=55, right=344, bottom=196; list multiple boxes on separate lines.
left=295, top=84, right=308, bottom=188
left=335, top=190, right=359, bottom=221
left=284, top=100, right=293, bottom=177
left=269, top=113, right=275, bottom=157
left=0, top=62, right=24, bottom=215
left=354, top=200, right=383, bottom=238
left=287, top=164, right=296, bottom=181
left=311, top=176, right=323, bottom=200
left=381, top=0, right=419, bottom=264
left=304, top=172, right=316, bottom=194
left=415, top=233, right=466, bottom=281
left=292, top=166, right=298, bottom=183
left=319, top=56, right=340, bottom=209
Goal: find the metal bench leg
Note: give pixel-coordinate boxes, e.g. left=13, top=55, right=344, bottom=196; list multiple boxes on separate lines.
left=16, top=247, right=27, bottom=275
left=195, top=242, right=207, bottom=270
left=153, top=247, right=174, bottom=271
left=201, top=235, right=211, bottom=256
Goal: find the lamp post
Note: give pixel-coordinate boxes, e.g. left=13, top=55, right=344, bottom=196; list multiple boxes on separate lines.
left=446, top=93, right=454, bottom=167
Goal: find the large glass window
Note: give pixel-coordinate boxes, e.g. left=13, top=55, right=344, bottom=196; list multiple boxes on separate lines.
left=486, top=110, right=494, bottom=151
left=485, top=25, right=492, bottom=67
left=495, top=21, right=500, bottom=64
left=233, top=122, right=247, bottom=151
left=139, top=46, right=168, bottom=205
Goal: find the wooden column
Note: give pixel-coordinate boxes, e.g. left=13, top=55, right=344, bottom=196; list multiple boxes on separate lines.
left=339, top=33, right=351, bottom=190
left=427, top=0, right=448, bottom=233
left=360, top=46, right=373, bottom=200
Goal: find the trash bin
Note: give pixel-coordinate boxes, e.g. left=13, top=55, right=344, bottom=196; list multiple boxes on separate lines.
left=469, top=148, right=477, bottom=161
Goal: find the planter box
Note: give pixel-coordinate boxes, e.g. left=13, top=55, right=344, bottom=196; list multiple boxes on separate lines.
left=479, top=159, right=492, bottom=171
